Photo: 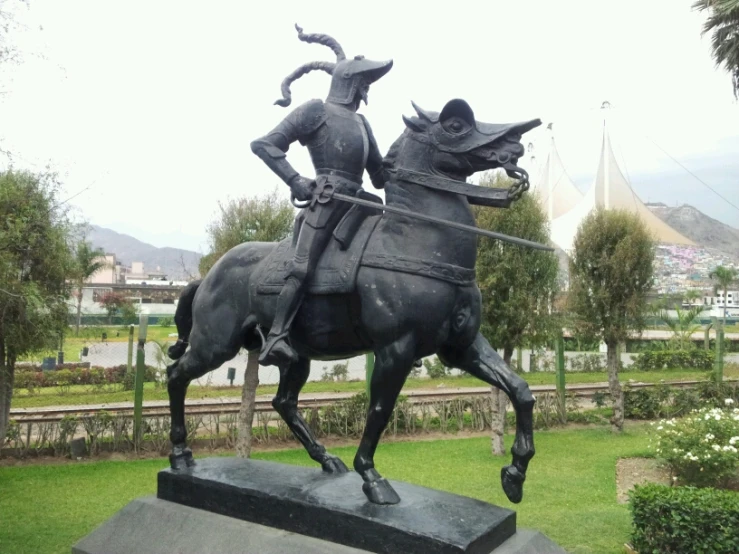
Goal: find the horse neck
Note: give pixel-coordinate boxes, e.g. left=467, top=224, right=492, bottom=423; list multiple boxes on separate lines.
left=385, top=137, right=475, bottom=224
left=381, top=136, right=478, bottom=269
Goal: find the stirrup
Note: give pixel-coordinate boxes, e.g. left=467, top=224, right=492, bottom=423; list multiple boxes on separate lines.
left=258, top=332, right=298, bottom=366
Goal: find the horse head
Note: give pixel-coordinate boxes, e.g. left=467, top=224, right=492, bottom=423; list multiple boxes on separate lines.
left=387, top=98, right=541, bottom=194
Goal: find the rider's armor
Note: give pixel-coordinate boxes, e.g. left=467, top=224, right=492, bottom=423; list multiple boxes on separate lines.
left=251, top=25, right=392, bottom=367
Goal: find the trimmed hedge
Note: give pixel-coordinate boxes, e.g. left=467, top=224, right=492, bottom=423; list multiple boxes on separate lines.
left=632, top=349, right=714, bottom=371
left=15, top=362, right=91, bottom=371
left=629, top=483, right=739, bottom=554
left=13, top=365, right=159, bottom=390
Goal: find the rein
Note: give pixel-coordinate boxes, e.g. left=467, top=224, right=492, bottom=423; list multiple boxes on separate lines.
left=390, top=168, right=516, bottom=208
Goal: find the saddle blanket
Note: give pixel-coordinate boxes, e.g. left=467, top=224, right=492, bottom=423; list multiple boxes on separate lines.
left=256, top=215, right=380, bottom=296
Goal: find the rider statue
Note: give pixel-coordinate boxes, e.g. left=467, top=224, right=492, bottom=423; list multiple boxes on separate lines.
left=250, top=25, right=393, bottom=368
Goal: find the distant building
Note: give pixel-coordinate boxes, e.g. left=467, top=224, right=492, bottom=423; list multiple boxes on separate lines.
left=704, top=290, right=739, bottom=309
left=703, top=290, right=739, bottom=318
left=86, top=253, right=125, bottom=285
left=125, top=261, right=167, bottom=283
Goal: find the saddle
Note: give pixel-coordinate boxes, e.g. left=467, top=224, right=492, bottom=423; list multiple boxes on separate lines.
left=256, top=191, right=383, bottom=295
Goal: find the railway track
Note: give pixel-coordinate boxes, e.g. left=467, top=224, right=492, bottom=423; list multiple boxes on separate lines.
left=10, top=379, right=731, bottom=423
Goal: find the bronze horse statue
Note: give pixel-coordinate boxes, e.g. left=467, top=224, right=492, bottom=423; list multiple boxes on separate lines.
left=166, top=98, right=541, bottom=505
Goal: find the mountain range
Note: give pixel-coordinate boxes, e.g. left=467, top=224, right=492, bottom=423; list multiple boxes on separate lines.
left=646, top=203, right=739, bottom=259
left=87, top=225, right=202, bottom=280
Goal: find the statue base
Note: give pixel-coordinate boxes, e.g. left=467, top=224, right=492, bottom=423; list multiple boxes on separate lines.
left=73, top=457, right=566, bottom=554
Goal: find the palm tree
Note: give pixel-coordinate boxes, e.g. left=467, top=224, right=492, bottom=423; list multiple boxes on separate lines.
left=661, top=305, right=705, bottom=349
left=709, top=265, right=739, bottom=326
left=693, top=0, right=739, bottom=98
left=73, top=240, right=107, bottom=335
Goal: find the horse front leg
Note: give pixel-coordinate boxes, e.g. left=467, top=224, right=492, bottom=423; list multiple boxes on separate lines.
left=439, top=333, right=535, bottom=503
left=354, top=334, right=416, bottom=505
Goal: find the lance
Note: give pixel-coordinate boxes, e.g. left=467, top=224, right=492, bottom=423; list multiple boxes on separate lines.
left=292, top=188, right=554, bottom=252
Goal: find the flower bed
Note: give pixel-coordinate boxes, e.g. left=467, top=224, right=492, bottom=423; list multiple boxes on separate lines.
left=651, top=398, right=739, bottom=487
left=13, top=365, right=160, bottom=391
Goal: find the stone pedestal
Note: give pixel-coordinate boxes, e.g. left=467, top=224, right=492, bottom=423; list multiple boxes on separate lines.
left=73, top=457, right=566, bottom=554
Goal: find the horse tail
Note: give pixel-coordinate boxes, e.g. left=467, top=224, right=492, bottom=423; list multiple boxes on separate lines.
left=168, top=279, right=202, bottom=359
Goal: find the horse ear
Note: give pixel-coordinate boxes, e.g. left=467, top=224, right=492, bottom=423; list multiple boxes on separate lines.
left=403, top=115, right=426, bottom=132
left=411, top=100, right=435, bottom=122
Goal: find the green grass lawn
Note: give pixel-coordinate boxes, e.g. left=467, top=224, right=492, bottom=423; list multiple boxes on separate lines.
left=0, top=425, right=651, bottom=554
left=23, top=325, right=177, bottom=365
left=9, top=369, right=725, bottom=409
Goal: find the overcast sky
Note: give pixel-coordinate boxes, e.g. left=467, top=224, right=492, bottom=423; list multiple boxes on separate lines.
left=1, top=0, right=737, bottom=253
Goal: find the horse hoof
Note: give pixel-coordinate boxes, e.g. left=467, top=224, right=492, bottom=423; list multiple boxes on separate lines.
left=167, top=340, right=187, bottom=360
left=170, top=447, right=195, bottom=470
left=501, top=465, right=525, bottom=504
left=321, top=456, right=349, bottom=474
left=363, top=478, right=401, bottom=505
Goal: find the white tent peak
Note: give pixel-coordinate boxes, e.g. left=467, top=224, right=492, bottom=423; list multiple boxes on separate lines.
left=550, top=119, right=695, bottom=253
left=531, top=131, right=583, bottom=220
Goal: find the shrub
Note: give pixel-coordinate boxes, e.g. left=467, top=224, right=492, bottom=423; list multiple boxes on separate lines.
left=423, top=357, right=450, bottom=379
left=633, top=349, right=714, bottom=371
left=651, top=400, right=739, bottom=487
left=629, top=483, right=739, bottom=554
left=567, top=353, right=605, bottom=372
left=624, top=384, right=671, bottom=419
left=158, top=316, right=174, bottom=327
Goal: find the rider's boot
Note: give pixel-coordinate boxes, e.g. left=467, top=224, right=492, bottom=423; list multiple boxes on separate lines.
left=259, top=276, right=304, bottom=367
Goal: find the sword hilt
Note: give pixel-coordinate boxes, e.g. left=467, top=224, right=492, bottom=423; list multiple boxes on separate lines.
left=290, top=179, right=335, bottom=209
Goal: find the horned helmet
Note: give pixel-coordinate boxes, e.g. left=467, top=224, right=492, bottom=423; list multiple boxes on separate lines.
left=274, top=24, right=393, bottom=108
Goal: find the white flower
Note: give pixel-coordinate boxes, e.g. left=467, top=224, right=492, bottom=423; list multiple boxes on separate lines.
left=712, top=444, right=721, bottom=451
left=706, top=433, right=715, bottom=440
left=722, top=445, right=737, bottom=453
left=730, top=437, right=739, bottom=446
left=725, top=398, right=735, bottom=406
left=657, top=426, right=663, bottom=431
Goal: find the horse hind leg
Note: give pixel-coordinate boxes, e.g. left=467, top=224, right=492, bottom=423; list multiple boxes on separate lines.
left=272, top=356, right=348, bottom=474
left=438, top=332, right=535, bottom=504
left=168, top=341, right=240, bottom=470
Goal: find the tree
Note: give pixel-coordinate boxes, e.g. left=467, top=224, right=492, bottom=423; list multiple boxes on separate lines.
left=199, top=189, right=296, bottom=276
left=473, top=171, right=560, bottom=455
left=709, top=265, right=739, bottom=326
left=72, top=240, right=106, bottom=335
left=201, top=189, right=294, bottom=458
left=568, top=208, right=655, bottom=432
left=693, top=0, right=739, bottom=98
left=0, top=169, right=74, bottom=443
left=99, top=291, right=136, bottom=325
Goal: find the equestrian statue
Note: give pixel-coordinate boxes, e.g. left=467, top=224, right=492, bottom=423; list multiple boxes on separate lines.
left=166, top=25, right=544, bottom=506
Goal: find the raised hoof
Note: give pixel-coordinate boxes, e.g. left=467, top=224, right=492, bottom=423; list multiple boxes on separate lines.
left=321, top=456, right=349, bottom=474
left=167, top=340, right=187, bottom=360
left=501, top=465, right=525, bottom=504
left=170, top=447, right=195, bottom=470
left=362, top=478, right=401, bottom=505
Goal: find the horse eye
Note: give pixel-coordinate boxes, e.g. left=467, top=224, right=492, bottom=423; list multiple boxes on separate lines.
left=450, top=120, right=463, bottom=132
